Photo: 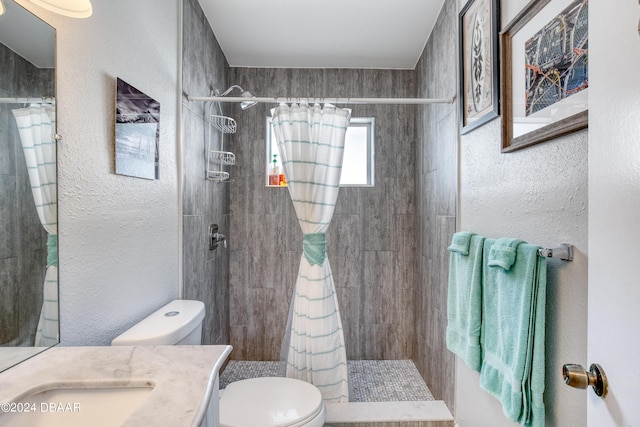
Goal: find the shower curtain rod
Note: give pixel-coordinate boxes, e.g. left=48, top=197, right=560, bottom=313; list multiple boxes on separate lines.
left=187, top=95, right=455, bottom=105
left=0, top=97, right=55, bottom=104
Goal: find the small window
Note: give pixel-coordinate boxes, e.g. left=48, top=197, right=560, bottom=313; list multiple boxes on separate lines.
left=266, top=117, right=375, bottom=187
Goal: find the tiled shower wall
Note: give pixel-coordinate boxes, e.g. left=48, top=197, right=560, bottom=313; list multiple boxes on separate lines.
left=228, top=68, right=417, bottom=361
left=181, top=0, right=230, bottom=345
left=0, top=43, right=53, bottom=345
left=183, top=0, right=458, bottom=406
left=414, top=0, right=458, bottom=410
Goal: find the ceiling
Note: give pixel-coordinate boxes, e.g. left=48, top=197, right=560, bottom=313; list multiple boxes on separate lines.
left=197, top=0, right=448, bottom=69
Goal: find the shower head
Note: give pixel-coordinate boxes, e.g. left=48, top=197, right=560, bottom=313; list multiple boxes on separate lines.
left=240, top=90, right=257, bottom=110
left=216, top=85, right=257, bottom=110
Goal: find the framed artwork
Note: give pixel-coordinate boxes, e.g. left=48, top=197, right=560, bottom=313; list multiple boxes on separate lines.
left=459, top=0, right=500, bottom=134
left=115, top=78, right=160, bottom=179
left=501, top=0, right=588, bottom=152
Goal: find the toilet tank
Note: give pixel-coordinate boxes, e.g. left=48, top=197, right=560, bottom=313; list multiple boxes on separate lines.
left=111, top=300, right=205, bottom=346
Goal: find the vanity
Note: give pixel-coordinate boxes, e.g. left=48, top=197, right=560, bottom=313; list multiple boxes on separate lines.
left=0, top=345, right=232, bottom=426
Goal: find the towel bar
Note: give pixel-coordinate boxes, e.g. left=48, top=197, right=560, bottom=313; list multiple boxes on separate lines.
left=538, top=244, right=573, bottom=261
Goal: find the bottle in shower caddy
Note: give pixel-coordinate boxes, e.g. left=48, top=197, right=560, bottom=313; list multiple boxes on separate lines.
left=269, top=154, right=280, bottom=186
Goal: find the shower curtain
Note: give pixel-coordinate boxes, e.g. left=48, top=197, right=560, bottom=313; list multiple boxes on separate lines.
left=272, top=101, right=351, bottom=403
left=12, top=105, right=59, bottom=347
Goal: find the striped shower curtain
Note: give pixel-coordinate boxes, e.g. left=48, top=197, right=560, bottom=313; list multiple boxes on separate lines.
left=12, top=105, right=59, bottom=347
left=272, top=102, right=351, bottom=403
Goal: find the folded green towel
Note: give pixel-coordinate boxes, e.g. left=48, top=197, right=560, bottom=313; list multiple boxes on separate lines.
left=446, top=232, right=485, bottom=371
left=480, top=239, right=546, bottom=427
left=448, top=231, right=475, bottom=256
left=488, top=237, right=525, bottom=270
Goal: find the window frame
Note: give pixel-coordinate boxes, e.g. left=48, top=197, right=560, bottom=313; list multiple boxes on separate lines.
left=265, top=116, right=375, bottom=187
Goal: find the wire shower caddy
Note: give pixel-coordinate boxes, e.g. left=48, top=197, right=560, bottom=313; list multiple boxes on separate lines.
left=206, top=100, right=236, bottom=182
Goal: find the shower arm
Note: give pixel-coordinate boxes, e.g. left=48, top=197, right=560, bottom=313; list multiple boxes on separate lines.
left=215, top=85, right=245, bottom=97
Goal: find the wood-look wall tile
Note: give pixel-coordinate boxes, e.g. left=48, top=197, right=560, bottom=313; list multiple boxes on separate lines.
left=228, top=252, right=248, bottom=327
left=0, top=176, right=17, bottom=257
left=284, top=200, right=302, bottom=252
left=229, top=325, right=247, bottom=360
left=200, top=257, right=216, bottom=345
left=247, top=213, right=285, bottom=289
left=399, top=287, right=416, bottom=358
left=422, top=107, right=438, bottom=174
left=229, top=178, right=248, bottom=252
left=361, top=178, right=397, bottom=252
left=335, top=187, right=362, bottom=215
left=214, top=237, right=230, bottom=344
left=434, top=110, right=457, bottom=217
left=374, top=115, right=398, bottom=180
left=396, top=214, right=416, bottom=289
left=329, top=214, right=362, bottom=289
left=396, top=139, right=416, bottom=215
left=182, top=0, right=207, bottom=110
left=263, top=286, right=290, bottom=360
left=413, top=0, right=458, bottom=409
left=0, top=114, right=16, bottom=176
left=282, top=250, right=301, bottom=300
left=435, top=216, right=456, bottom=310
left=245, top=322, right=266, bottom=361
left=0, top=258, right=19, bottom=343
left=182, top=108, right=205, bottom=216
left=359, top=324, right=383, bottom=359
left=422, top=171, right=438, bottom=254
left=183, top=215, right=205, bottom=302
left=228, top=68, right=418, bottom=361
left=335, top=286, right=362, bottom=359
left=183, top=0, right=231, bottom=352
left=363, top=251, right=396, bottom=326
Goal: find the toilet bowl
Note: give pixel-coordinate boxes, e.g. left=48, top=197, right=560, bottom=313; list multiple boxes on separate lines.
left=111, top=300, right=326, bottom=427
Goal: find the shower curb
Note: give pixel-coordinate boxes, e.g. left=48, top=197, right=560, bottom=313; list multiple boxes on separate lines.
left=324, top=400, right=454, bottom=427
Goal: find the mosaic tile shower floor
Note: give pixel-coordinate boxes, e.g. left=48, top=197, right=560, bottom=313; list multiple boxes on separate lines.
left=219, top=360, right=435, bottom=402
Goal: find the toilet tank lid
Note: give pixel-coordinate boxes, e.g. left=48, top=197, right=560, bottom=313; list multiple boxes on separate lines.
left=111, top=300, right=205, bottom=346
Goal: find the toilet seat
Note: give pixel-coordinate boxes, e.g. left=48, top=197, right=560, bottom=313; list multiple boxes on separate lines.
left=219, top=377, right=326, bottom=427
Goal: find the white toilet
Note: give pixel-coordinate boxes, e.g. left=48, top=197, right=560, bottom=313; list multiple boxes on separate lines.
left=111, top=300, right=326, bottom=427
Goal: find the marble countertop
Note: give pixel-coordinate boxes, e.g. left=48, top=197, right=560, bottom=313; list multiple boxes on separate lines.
left=0, top=345, right=232, bottom=426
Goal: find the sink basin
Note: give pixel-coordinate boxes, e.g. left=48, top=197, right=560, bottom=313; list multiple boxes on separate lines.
left=0, top=346, right=232, bottom=426
left=1, top=385, right=153, bottom=427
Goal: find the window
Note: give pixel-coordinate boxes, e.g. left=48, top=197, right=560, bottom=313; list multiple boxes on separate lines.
left=266, top=117, right=375, bottom=187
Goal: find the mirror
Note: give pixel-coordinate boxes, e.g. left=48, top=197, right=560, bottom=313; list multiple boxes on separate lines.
left=0, top=0, right=58, bottom=372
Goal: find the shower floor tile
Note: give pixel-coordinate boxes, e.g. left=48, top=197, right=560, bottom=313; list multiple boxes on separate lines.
left=219, top=360, right=434, bottom=402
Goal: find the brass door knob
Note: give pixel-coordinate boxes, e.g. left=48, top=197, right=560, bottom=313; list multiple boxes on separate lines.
left=562, top=363, right=608, bottom=398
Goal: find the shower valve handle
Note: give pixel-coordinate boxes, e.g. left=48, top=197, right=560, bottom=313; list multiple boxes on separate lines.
left=208, top=224, right=227, bottom=250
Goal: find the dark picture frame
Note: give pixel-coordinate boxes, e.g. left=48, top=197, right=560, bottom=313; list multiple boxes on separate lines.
left=500, top=0, right=588, bottom=152
left=115, top=78, right=160, bottom=179
left=459, top=0, right=500, bottom=134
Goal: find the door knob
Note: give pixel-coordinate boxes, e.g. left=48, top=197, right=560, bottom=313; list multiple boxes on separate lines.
left=562, top=363, right=608, bottom=398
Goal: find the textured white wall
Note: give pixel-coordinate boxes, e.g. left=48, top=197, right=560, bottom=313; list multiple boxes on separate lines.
left=454, top=0, right=588, bottom=425
left=16, top=0, right=181, bottom=345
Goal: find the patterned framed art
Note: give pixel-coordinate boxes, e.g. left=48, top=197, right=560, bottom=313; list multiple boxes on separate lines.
left=459, top=0, right=500, bottom=134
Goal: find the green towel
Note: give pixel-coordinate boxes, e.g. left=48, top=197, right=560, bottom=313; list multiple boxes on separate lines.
left=480, top=239, right=546, bottom=427
left=446, top=232, right=485, bottom=371
left=448, top=230, right=475, bottom=256
left=487, top=237, right=524, bottom=270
